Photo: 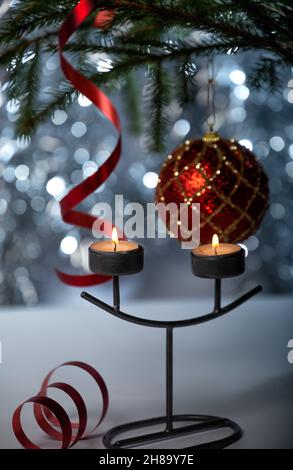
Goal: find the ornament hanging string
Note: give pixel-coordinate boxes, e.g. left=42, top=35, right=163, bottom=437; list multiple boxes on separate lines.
left=56, top=0, right=121, bottom=286
left=206, top=58, right=216, bottom=132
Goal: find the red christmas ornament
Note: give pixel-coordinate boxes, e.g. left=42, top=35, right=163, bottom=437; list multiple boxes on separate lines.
left=155, top=132, right=269, bottom=243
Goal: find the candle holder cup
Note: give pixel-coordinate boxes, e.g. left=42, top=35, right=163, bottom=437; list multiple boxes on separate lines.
left=191, top=247, right=245, bottom=279
left=81, top=250, right=262, bottom=449
left=89, top=243, right=144, bottom=277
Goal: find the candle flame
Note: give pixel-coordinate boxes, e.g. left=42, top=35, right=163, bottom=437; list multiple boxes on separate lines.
left=212, top=233, right=219, bottom=254
left=112, top=226, right=119, bottom=251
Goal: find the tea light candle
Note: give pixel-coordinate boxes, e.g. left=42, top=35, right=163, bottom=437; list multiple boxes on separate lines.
left=191, top=234, right=245, bottom=278
left=89, top=227, right=144, bottom=276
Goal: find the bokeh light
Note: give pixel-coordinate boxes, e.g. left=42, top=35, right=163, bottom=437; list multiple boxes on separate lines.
left=60, top=235, right=78, bottom=255
left=46, top=176, right=66, bottom=197
left=143, top=172, right=159, bottom=189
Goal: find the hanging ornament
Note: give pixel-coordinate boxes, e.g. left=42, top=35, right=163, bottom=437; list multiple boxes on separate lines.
left=155, top=60, right=269, bottom=244
left=155, top=132, right=269, bottom=243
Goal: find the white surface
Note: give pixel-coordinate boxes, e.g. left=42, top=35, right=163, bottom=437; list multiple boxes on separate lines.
left=0, top=295, right=293, bottom=449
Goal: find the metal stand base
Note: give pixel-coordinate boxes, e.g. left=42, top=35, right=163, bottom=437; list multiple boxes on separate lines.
left=81, top=278, right=261, bottom=450
left=103, top=414, right=242, bottom=449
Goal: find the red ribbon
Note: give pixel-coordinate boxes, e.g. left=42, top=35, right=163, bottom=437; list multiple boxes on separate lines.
left=12, top=361, right=109, bottom=449
left=56, top=0, right=121, bottom=286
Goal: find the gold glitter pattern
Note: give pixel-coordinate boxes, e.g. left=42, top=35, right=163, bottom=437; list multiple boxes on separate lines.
left=155, top=133, right=269, bottom=243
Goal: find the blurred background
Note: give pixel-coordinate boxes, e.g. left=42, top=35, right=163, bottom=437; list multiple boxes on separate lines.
left=0, top=52, right=292, bottom=306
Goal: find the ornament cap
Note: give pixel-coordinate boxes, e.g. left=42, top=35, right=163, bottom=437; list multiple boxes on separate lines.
left=202, top=132, right=220, bottom=143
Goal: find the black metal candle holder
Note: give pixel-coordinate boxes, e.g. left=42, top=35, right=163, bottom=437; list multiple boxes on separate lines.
left=81, top=276, right=262, bottom=449
left=191, top=246, right=245, bottom=279
left=89, top=244, right=144, bottom=276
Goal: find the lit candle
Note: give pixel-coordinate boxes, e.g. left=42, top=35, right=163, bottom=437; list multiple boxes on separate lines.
left=212, top=233, right=218, bottom=255
left=112, top=226, right=118, bottom=252
left=89, top=227, right=144, bottom=276
left=191, top=234, right=245, bottom=278
left=91, top=227, right=139, bottom=253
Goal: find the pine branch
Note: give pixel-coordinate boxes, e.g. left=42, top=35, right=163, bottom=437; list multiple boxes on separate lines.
left=0, top=0, right=292, bottom=149
left=144, top=64, right=173, bottom=152
left=122, top=71, right=142, bottom=135
left=13, top=42, right=42, bottom=136
left=0, top=31, right=57, bottom=66
left=21, top=83, right=78, bottom=135
left=248, top=56, right=283, bottom=93
left=0, top=1, right=75, bottom=43
left=177, top=58, right=198, bottom=106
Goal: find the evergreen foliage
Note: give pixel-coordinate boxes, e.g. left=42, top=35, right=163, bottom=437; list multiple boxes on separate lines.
left=0, top=1, right=292, bottom=151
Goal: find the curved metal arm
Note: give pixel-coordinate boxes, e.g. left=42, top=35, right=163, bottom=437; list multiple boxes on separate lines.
left=81, top=284, right=262, bottom=329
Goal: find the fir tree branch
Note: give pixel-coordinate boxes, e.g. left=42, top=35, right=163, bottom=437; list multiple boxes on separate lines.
left=0, top=0, right=292, bottom=148
left=144, top=63, right=173, bottom=152
left=20, top=83, right=78, bottom=136
left=122, top=71, right=142, bottom=135
left=177, top=58, right=198, bottom=106
left=247, top=56, right=283, bottom=93
left=12, top=41, right=42, bottom=136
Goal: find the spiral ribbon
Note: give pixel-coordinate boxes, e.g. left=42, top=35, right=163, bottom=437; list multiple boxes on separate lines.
left=56, top=0, right=121, bottom=286
left=12, top=361, right=109, bottom=449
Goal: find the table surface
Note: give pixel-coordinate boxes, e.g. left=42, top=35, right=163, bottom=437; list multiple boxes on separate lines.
left=0, top=294, right=293, bottom=449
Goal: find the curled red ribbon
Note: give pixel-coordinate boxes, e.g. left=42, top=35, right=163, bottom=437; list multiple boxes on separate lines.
left=56, top=0, right=121, bottom=286
left=12, top=361, right=109, bottom=449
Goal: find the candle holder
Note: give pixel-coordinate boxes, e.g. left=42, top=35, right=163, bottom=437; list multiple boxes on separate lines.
left=89, top=243, right=144, bottom=276
left=191, top=246, right=245, bottom=278
left=81, top=274, right=262, bottom=449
